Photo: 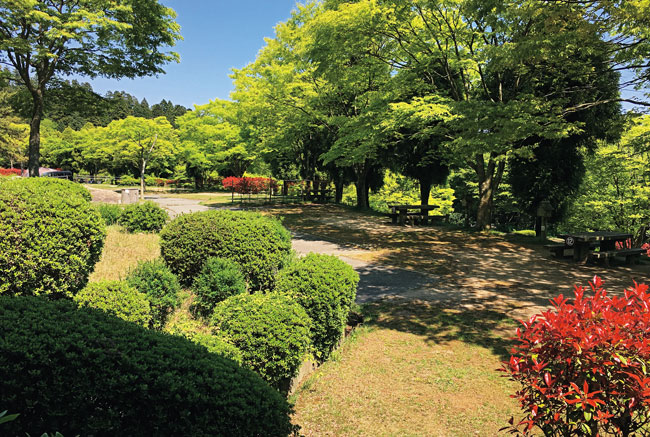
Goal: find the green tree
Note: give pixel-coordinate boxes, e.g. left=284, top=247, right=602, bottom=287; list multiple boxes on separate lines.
left=0, top=0, right=181, bottom=177
left=563, top=115, right=650, bottom=245
left=105, top=116, right=179, bottom=198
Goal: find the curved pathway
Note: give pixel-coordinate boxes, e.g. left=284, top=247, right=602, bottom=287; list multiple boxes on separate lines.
left=144, top=195, right=437, bottom=303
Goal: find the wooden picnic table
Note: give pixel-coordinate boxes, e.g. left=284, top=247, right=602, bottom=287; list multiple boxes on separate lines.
left=387, top=204, right=441, bottom=226
left=559, top=231, right=633, bottom=263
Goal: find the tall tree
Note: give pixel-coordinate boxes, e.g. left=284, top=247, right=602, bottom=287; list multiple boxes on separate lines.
left=0, top=0, right=181, bottom=176
left=106, top=116, right=179, bottom=198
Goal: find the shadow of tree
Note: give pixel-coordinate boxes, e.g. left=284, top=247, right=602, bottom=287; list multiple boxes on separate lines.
left=362, top=298, right=518, bottom=361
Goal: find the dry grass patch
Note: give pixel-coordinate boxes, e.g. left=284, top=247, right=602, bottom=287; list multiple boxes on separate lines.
left=90, top=225, right=160, bottom=282
left=292, top=299, right=520, bottom=436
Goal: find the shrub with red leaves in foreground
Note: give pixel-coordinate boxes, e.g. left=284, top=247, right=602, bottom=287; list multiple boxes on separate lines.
left=501, top=276, right=650, bottom=436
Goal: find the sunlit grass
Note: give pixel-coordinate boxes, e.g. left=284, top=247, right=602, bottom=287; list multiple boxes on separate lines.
left=89, top=225, right=160, bottom=282
left=292, top=300, right=520, bottom=436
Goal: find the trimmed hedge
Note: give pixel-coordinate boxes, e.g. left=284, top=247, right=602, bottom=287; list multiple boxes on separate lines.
left=126, top=259, right=181, bottom=329
left=276, top=253, right=359, bottom=360
left=212, top=293, right=312, bottom=388
left=28, top=177, right=92, bottom=201
left=96, top=203, right=122, bottom=225
left=0, top=177, right=105, bottom=298
left=119, top=201, right=168, bottom=233
left=160, top=210, right=292, bottom=290
left=74, top=281, right=152, bottom=327
left=192, top=257, right=247, bottom=319
left=165, top=312, right=243, bottom=363
left=0, top=296, right=296, bottom=436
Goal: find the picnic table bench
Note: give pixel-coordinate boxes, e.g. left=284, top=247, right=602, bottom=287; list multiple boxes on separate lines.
left=553, top=231, right=643, bottom=265
left=386, top=204, right=447, bottom=226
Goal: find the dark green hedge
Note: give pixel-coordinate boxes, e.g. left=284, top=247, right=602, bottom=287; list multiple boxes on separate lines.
left=126, top=259, right=181, bottom=329
left=96, top=203, right=122, bottom=225
left=276, top=253, right=359, bottom=360
left=119, top=200, right=168, bottom=233
left=74, top=280, right=152, bottom=327
left=192, top=257, right=247, bottom=319
left=27, top=178, right=92, bottom=201
left=0, top=178, right=105, bottom=298
left=160, top=210, right=292, bottom=290
left=212, top=293, right=312, bottom=389
left=0, top=296, right=297, bottom=436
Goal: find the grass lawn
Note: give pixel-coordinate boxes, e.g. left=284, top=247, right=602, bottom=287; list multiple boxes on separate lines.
left=291, top=300, right=520, bottom=436
left=89, top=225, right=160, bottom=282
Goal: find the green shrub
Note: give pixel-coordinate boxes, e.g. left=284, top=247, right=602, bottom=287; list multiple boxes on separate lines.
left=160, top=210, right=292, bottom=290
left=0, top=178, right=105, bottom=298
left=118, top=175, right=139, bottom=186
left=126, top=259, right=181, bottom=329
left=212, top=293, right=312, bottom=388
left=96, top=203, right=122, bottom=225
left=74, top=281, right=152, bottom=327
left=0, top=296, right=297, bottom=436
left=276, top=253, right=359, bottom=360
left=165, top=312, right=243, bottom=363
left=29, top=177, right=92, bottom=201
left=192, top=257, right=247, bottom=319
left=119, top=200, right=168, bottom=233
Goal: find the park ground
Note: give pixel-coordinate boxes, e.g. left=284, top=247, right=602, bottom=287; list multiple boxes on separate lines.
left=88, top=187, right=650, bottom=436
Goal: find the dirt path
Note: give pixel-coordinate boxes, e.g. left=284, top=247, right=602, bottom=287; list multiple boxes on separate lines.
left=89, top=189, right=650, bottom=319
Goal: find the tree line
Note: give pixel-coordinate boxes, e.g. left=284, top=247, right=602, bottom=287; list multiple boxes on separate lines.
left=1, top=0, right=649, bottom=232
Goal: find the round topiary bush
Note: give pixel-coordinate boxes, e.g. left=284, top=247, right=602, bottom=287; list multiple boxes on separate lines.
left=74, top=281, right=152, bottom=327
left=160, top=210, right=292, bottom=290
left=0, top=177, right=105, bottom=298
left=165, top=312, right=244, bottom=364
left=28, top=177, right=92, bottom=201
left=126, top=259, right=181, bottom=329
left=212, top=293, right=312, bottom=388
left=192, top=257, right=247, bottom=319
left=276, top=253, right=359, bottom=360
left=0, top=296, right=297, bottom=436
left=119, top=200, right=168, bottom=233
left=96, top=202, right=123, bottom=225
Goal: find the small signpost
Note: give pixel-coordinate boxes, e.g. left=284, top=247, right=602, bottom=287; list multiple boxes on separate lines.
left=537, top=200, right=553, bottom=241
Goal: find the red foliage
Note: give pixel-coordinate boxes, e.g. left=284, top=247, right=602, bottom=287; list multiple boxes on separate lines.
left=502, top=277, right=650, bottom=436
left=642, top=243, right=650, bottom=257
left=222, top=177, right=277, bottom=194
left=0, top=168, right=21, bottom=176
left=615, top=239, right=633, bottom=250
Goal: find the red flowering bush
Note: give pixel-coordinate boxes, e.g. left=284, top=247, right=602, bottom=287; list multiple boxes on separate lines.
left=642, top=243, right=650, bottom=257
left=502, top=276, right=650, bottom=436
left=222, top=177, right=277, bottom=194
left=0, top=168, right=21, bottom=177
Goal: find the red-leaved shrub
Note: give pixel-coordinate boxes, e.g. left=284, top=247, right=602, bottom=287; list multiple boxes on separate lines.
left=642, top=243, right=650, bottom=257
left=0, top=168, right=21, bottom=177
left=502, top=276, right=650, bottom=436
left=222, top=177, right=277, bottom=194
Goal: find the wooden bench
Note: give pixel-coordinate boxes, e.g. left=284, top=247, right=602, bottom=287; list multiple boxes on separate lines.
left=544, top=243, right=570, bottom=258
left=589, top=248, right=645, bottom=266
left=545, top=242, right=598, bottom=258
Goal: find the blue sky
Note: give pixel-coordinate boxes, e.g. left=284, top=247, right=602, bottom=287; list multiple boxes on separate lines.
left=72, top=1, right=299, bottom=109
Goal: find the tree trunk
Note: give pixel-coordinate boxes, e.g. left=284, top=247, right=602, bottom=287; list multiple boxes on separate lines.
left=140, top=159, right=147, bottom=201
left=419, top=178, right=432, bottom=206
left=355, top=165, right=369, bottom=209
left=474, top=154, right=506, bottom=230
left=335, top=181, right=344, bottom=204
left=27, top=89, right=45, bottom=177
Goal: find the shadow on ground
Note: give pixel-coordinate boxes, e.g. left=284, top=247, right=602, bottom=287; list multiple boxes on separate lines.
left=362, top=298, right=517, bottom=361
